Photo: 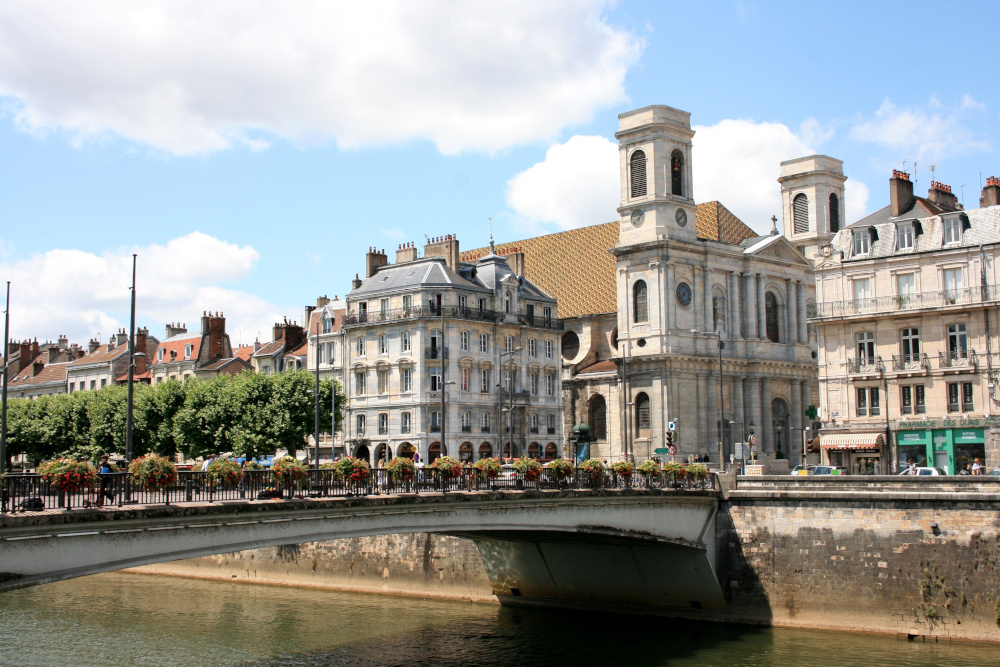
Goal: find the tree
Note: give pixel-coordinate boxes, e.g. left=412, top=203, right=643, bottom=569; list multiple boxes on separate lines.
left=173, top=377, right=233, bottom=459
left=133, top=381, right=186, bottom=457
left=83, top=384, right=127, bottom=460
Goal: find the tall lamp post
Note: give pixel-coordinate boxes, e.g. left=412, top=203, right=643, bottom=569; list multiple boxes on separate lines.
left=0, top=281, right=9, bottom=475
left=692, top=329, right=725, bottom=471
left=125, top=255, right=137, bottom=465
left=313, top=333, right=321, bottom=472
left=499, top=346, right=523, bottom=458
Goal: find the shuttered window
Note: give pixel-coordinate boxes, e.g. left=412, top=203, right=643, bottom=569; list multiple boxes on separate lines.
left=793, top=194, right=809, bottom=233
left=671, top=150, right=684, bottom=196
left=630, top=150, right=647, bottom=197
left=829, top=193, right=840, bottom=232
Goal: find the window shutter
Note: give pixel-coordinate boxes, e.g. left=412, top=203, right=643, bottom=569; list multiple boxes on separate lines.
left=828, top=193, right=840, bottom=233
left=793, top=194, right=809, bottom=233
left=630, top=150, right=647, bottom=197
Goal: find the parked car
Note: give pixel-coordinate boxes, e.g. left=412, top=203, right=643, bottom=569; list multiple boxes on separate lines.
left=790, top=465, right=816, bottom=475
left=898, top=467, right=948, bottom=475
left=811, top=466, right=848, bottom=475
left=988, top=468, right=1000, bottom=476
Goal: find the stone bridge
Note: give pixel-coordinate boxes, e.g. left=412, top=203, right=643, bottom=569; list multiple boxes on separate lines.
left=0, top=488, right=725, bottom=610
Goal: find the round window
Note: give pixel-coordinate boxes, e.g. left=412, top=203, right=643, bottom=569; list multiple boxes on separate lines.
left=561, top=331, right=580, bottom=360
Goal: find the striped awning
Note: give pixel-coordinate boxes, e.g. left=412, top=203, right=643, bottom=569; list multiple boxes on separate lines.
left=820, top=432, right=885, bottom=450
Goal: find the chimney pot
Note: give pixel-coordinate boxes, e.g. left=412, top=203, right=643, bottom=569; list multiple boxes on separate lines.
left=890, top=170, right=914, bottom=217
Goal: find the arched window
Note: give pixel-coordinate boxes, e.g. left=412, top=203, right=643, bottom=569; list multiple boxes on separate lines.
left=712, top=293, right=727, bottom=332
left=765, top=292, right=780, bottom=342
left=793, top=194, right=809, bottom=233
left=671, top=149, right=684, bottom=196
left=589, top=394, right=607, bottom=440
left=633, top=280, right=648, bottom=322
left=635, top=393, right=651, bottom=431
left=829, top=193, right=840, bottom=233
left=630, top=150, right=647, bottom=197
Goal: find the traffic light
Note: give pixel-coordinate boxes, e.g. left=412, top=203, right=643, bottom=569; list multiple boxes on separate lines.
left=665, top=431, right=673, bottom=447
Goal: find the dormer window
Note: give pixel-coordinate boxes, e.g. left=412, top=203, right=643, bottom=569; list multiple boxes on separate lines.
left=944, top=217, right=962, bottom=244
left=896, top=222, right=914, bottom=250
left=322, top=317, right=332, bottom=334
left=852, top=229, right=870, bottom=256
left=157, top=348, right=164, bottom=362
left=184, top=344, right=193, bottom=359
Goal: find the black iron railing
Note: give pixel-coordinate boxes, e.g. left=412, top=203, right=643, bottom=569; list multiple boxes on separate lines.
left=1, top=468, right=716, bottom=513
left=809, top=285, right=1000, bottom=319
left=342, top=305, right=563, bottom=331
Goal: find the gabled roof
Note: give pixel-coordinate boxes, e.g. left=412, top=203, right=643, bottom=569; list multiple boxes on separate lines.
left=253, top=341, right=284, bottom=357
left=68, top=342, right=128, bottom=367
left=848, top=197, right=952, bottom=230
left=198, top=357, right=252, bottom=372
left=10, top=361, right=70, bottom=387
left=232, top=345, right=256, bottom=362
left=286, top=342, right=308, bottom=358
left=153, top=331, right=202, bottom=365
left=308, top=302, right=347, bottom=337
left=742, top=233, right=813, bottom=266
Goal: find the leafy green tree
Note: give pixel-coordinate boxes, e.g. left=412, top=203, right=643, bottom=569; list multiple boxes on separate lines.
left=173, top=376, right=233, bottom=459
left=133, top=381, right=187, bottom=457
left=4, top=397, right=50, bottom=465
left=83, top=384, right=127, bottom=460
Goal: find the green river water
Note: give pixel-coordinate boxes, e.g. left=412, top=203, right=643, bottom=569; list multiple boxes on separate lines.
left=0, top=572, right=997, bottom=667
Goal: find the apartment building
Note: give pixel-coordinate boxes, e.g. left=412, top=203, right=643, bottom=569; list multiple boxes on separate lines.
left=809, top=172, right=1000, bottom=473
left=341, top=237, right=563, bottom=465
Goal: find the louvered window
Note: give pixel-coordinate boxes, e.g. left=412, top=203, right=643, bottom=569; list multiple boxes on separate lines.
left=671, top=150, right=684, bottom=196
left=793, top=194, right=809, bottom=233
left=630, top=150, right=647, bottom=197
left=636, top=393, right=651, bottom=430
left=633, top=280, right=648, bottom=322
left=829, top=193, right=840, bottom=233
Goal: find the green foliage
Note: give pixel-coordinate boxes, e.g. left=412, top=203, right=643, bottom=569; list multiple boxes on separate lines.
left=4, top=370, right=346, bottom=464
left=512, top=457, right=542, bottom=481
left=472, top=457, right=502, bottom=479
left=545, top=458, right=575, bottom=480
left=335, top=456, right=370, bottom=482
left=687, top=463, right=709, bottom=480
left=385, top=457, right=417, bottom=481
left=271, top=455, right=308, bottom=484
left=610, top=460, right=635, bottom=477
left=37, top=458, right=98, bottom=492
left=206, top=456, right=245, bottom=489
left=637, top=460, right=660, bottom=475
left=431, top=456, right=463, bottom=479
left=578, top=458, right=605, bottom=480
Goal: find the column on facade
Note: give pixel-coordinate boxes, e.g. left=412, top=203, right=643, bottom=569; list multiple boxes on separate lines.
left=656, top=261, right=667, bottom=333
left=790, top=379, right=803, bottom=467
left=761, top=378, right=773, bottom=453
left=696, top=372, right=709, bottom=450
left=786, top=278, right=797, bottom=345
left=733, top=376, right=745, bottom=436
left=733, top=272, right=743, bottom=340
left=666, top=263, right=676, bottom=332
left=746, top=376, right=762, bottom=457
left=797, top=280, right=808, bottom=343
left=757, top=274, right=767, bottom=339
left=726, top=272, right=736, bottom=339
left=703, top=266, right=713, bottom=332
left=745, top=273, right=757, bottom=339
left=692, top=267, right=703, bottom=332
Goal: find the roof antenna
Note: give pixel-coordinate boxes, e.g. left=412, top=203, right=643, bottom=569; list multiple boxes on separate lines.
left=488, top=217, right=495, bottom=254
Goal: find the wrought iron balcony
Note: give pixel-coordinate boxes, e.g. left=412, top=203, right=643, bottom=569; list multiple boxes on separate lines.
left=342, top=304, right=563, bottom=330
left=939, top=349, right=978, bottom=369
left=529, top=426, right=539, bottom=434
left=891, top=353, right=930, bottom=372
left=808, top=285, right=1000, bottom=320
left=480, top=425, right=491, bottom=433
left=547, top=427, right=556, bottom=434
left=424, top=346, right=448, bottom=360
left=501, top=389, right=531, bottom=404
left=461, top=425, right=472, bottom=433
left=430, top=424, right=441, bottom=433
left=847, top=356, right=883, bottom=375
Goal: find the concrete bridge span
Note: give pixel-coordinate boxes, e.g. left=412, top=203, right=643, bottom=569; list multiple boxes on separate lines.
left=0, top=489, right=725, bottom=610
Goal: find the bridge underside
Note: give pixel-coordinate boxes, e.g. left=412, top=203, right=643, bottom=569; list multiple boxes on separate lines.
left=456, top=531, right=725, bottom=611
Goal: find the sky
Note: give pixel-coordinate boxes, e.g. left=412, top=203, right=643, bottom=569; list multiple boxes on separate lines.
left=1, top=0, right=998, bottom=347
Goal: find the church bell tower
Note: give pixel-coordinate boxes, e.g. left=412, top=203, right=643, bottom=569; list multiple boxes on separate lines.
left=616, top=105, right=699, bottom=246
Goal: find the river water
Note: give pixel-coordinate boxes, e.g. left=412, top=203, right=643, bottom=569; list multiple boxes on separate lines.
left=0, top=572, right=996, bottom=667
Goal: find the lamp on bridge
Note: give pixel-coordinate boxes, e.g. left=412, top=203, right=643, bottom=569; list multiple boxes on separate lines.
left=498, top=346, right=523, bottom=459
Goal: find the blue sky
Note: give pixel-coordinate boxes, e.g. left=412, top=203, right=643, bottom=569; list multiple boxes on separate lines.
left=1, top=1, right=997, bottom=346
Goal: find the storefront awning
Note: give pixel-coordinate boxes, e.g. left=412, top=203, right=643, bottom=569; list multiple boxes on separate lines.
left=820, top=432, right=885, bottom=450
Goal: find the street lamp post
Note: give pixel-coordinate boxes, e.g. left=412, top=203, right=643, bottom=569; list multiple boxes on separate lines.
left=692, top=329, right=725, bottom=471
left=0, top=282, right=10, bottom=475
left=313, top=333, right=321, bottom=472
left=125, top=255, right=137, bottom=466
left=499, top=346, right=523, bottom=459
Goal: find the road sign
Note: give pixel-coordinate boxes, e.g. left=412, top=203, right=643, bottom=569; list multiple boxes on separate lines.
left=667, top=420, right=677, bottom=431
left=654, top=448, right=670, bottom=455
left=668, top=445, right=678, bottom=455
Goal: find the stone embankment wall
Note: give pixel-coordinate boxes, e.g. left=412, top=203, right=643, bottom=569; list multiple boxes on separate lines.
left=132, top=533, right=495, bottom=602
left=718, top=481, right=1000, bottom=643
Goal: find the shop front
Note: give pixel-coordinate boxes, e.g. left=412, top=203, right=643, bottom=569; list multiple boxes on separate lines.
left=896, top=425, right=985, bottom=474
left=820, top=432, right=886, bottom=474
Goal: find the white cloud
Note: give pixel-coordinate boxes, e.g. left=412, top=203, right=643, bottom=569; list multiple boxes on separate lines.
left=0, top=232, right=295, bottom=348
left=850, top=97, right=991, bottom=162
left=844, top=180, right=870, bottom=223
left=692, top=119, right=814, bottom=232
left=0, top=1, right=640, bottom=156
left=505, top=135, right=619, bottom=230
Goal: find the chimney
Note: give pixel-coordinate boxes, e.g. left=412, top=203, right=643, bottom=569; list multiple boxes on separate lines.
left=207, top=312, right=226, bottom=361
left=927, top=180, right=960, bottom=211
left=201, top=311, right=211, bottom=333
left=273, top=321, right=285, bottom=342
left=890, top=169, right=913, bottom=217
left=982, top=176, right=1000, bottom=208
left=134, top=328, right=149, bottom=375
left=396, top=242, right=418, bottom=264
left=48, top=346, right=61, bottom=363
left=32, top=359, right=44, bottom=376
left=366, top=247, right=388, bottom=277
left=115, top=328, right=129, bottom=346
left=503, top=248, right=526, bottom=277
left=254, top=338, right=261, bottom=352
left=16, top=341, right=30, bottom=373
left=304, top=305, right=316, bottom=329
left=88, top=338, right=101, bottom=354
left=316, top=295, right=330, bottom=308
left=423, top=234, right=460, bottom=271
left=352, top=273, right=363, bottom=290
left=58, top=334, right=69, bottom=350
left=165, top=322, right=188, bottom=338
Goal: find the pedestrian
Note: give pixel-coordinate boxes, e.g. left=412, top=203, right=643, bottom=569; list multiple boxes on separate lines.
left=972, top=458, right=983, bottom=475
left=907, top=461, right=917, bottom=475
left=201, top=455, right=214, bottom=472
left=97, top=454, right=115, bottom=507
left=960, top=464, right=972, bottom=475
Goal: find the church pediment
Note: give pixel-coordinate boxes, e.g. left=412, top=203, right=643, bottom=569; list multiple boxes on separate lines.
left=743, top=236, right=811, bottom=266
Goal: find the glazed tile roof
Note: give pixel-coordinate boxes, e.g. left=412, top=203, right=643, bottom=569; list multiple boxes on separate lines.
left=459, top=202, right=755, bottom=318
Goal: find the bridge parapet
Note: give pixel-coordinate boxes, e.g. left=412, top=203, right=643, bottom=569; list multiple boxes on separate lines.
left=731, top=474, right=1000, bottom=501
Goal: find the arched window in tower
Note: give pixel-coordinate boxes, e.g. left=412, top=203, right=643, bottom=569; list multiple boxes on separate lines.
left=671, top=149, right=684, bottom=196
left=635, top=393, right=651, bottom=432
left=793, top=194, right=809, bottom=234
left=633, top=280, right=648, bottom=322
left=588, top=394, right=607, bottom=440
left=630, top=150, right=647, bottom=197
left=829, top=193, right=840, bottom=233
left=765, top=292, right=780, bottom=342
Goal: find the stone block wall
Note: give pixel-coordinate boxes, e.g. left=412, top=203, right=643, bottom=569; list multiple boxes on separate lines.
left=717, top=497, right=1000, bottom=643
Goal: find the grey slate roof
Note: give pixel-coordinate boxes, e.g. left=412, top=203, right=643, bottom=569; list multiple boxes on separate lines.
left=832, top=204, right=1000, bottom=261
